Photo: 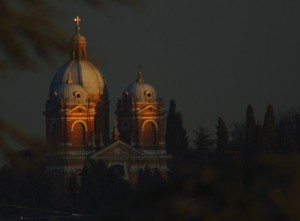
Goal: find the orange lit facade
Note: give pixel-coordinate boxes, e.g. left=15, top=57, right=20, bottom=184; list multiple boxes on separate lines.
left=44, top=18, right=170, bottom=189
left=90, top=70, right=170, bottom=186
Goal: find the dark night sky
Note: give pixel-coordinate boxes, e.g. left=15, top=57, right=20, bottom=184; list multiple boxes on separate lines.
left=1, top=0, right=300, bottom=143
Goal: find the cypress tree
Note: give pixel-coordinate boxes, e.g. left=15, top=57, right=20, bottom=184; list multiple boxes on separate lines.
left=294, top=113, right=300, bottom=151
left=263, top=105, right=277, bottom=152
left=79, top=160, right=109, bottom=212
left=165, top=99, right=189, bottom=160
left=245, top=105, right=255, bottom=147
left=277, top=109, right=300, bottom=152
left=193, top=126, right=213, bottom=155
left=165, top=99, right=176, bottom=155
left=216, top=117, right=229, bottom=152
left=165, top=100, right=189, bottom=181
left=245, top=105, right=256, bottom=163
left=254, top=124, right=264, bottom=152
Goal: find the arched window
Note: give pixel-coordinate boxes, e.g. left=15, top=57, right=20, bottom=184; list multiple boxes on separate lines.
left=72, top=122, right=86, bottom=145
left=143, top=122, right=156, bottom=145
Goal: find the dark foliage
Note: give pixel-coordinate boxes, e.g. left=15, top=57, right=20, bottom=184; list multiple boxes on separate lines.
left=165, top=100, right=190, bottom=161
left=216, top=117, right=229, bottom=152
left=245, top=105, right=256, bottom=147
left=191, top=126, right=214, bottom=166
left=263, top=105, right=278, bottom=152
left=230, top=122, right=245, bottom=150
left=4, top=104, right=300, bottom=220
left=135, top=166, right=166, bottom=196
left=193, top=126, right=214, bottom=152
left=244, top=105, right=256, bottom=165
left=0, top=166, right=52, bottom=218
left=79, top=160, right=133, bottom=215
left=277, top=108, right=300, bottom=153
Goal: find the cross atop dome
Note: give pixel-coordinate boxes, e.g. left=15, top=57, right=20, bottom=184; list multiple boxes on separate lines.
left=74, top=16, right=81, bottom=34
left=74, top=16, right=81, bottom=26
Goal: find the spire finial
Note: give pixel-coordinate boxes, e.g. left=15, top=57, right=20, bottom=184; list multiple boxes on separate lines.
left=66, top=73, right=73, bottom=83
left=74, top=16, right=81, bottom=34
left=113, top=127, right=120, bottom=141
left=136, top=64, right=144, bottom=82
left=113, top=117, right=119, bottom=140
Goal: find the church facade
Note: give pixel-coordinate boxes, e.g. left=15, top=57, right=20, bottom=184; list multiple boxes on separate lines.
left=44, top=17, right=170, bottom=189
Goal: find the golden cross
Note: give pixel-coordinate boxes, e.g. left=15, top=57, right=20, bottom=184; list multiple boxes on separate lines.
left=74, top=16, right=81, bottom=26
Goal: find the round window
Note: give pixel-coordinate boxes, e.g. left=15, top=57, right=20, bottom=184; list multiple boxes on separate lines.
left=74, top=91, right=82, bottom=99
left=145, top=91, right=152, bottom=98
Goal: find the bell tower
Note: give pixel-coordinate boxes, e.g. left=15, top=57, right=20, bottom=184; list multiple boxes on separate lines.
left=115, top=66, right=166, bottom=155
left=44, top=17, right=109, bottom=190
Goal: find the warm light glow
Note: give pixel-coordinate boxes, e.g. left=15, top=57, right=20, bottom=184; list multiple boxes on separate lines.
left=74, top=16, right=81, bottom=26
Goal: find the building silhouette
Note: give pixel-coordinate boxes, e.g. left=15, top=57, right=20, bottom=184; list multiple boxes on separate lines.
left=44, top=17, right=170, bottom=190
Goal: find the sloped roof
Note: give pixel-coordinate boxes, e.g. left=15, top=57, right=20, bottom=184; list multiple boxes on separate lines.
left=90, top=140, right=146, bottom=159
left=90, top=140, right=170, bottom=160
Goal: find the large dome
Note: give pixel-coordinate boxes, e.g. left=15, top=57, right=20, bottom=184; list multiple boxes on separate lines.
left=50, top=60, right=107, bottom=97
left=123, top=70, right=157, bottom=103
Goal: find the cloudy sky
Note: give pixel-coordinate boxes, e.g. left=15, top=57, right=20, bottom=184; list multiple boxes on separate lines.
left=1, top=0, right=300, bottom=142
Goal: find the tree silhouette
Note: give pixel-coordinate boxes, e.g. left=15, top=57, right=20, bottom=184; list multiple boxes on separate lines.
left=277, top=108, right=300, bottom=152
left=230, top=122, right=245, bottom=150
left=135, top=166, right=153, bottom=195
left=165, top=100, right=190, bottom=181
left=192, top=126, right=213, bottom=165
left=79, top=160, right=109, bottom=212
left=254, top=124, right=264, bottom=153
left=216, top=117, right=229, bottom=153
left=245, top=105, right=255, bottom=147
left=80, top=160, right=134, bottom=214
left=263, top=105, right=277, bottom=152
left=105, top=166, right=133, bottom=215
left=165, top=99, right=189, bottom=161
left=165, top=99, right=176, bottom=155
left=66, top=173, right=79, bottom=211
left=245, top=105, right=256, bottom=164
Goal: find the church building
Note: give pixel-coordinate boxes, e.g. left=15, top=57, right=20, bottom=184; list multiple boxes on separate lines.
left=44, top=17, right=170, bottom=189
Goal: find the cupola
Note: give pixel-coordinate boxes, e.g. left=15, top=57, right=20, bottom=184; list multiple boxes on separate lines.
left=122, top=66, right=157, bottom=103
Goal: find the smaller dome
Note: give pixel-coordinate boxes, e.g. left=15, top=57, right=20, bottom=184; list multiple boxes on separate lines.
left=52, top=81, right=88, bottom=103
left=123, top=69, right=157, bottom=103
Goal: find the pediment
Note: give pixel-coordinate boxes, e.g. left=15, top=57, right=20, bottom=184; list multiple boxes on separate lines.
left=136, top=104, right=158, bottom=114
left=66, top=105, right=88, bottom=114
left=90, top=141, right=146, bottom=158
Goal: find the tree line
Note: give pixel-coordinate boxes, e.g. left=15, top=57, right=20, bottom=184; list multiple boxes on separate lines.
left=1, top=101, right=300, bottom=220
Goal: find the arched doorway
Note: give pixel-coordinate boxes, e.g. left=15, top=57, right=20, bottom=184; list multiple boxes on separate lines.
left=72, top=122, right=86, bottom=145
left=143, top=122, right=156, bottom=145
